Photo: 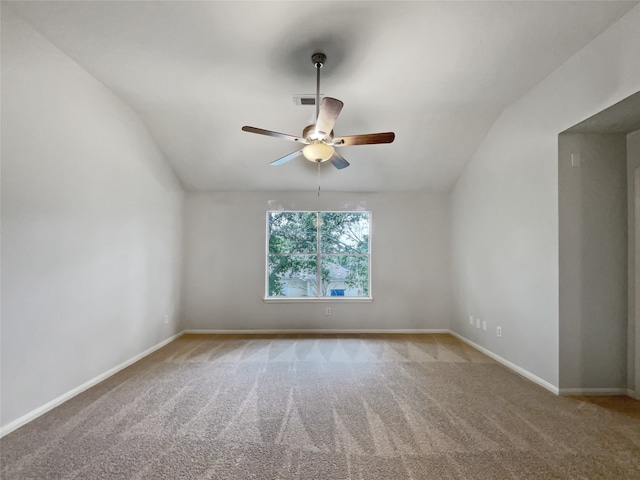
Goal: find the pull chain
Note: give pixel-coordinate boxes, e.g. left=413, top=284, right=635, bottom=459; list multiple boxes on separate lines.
left=316, top=61, right=321, bottom=122
left=317, top=160, right=321, bottom=197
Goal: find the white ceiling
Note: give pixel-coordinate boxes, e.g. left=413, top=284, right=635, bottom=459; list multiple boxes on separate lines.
left=7, top=1, right=638, bottom=193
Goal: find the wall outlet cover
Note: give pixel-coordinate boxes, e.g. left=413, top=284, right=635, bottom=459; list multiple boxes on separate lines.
left=571, top=153, right=581, bottom=167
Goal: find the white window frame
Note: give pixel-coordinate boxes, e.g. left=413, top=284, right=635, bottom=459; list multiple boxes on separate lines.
left=264, top=211, right=373, bottom=303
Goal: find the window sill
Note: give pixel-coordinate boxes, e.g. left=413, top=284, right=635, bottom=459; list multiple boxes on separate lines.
left=263, top=297, right=373, bottom=304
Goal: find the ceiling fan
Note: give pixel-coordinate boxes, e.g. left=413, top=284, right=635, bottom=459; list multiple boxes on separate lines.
left=242, top=53, right=395, bottom=170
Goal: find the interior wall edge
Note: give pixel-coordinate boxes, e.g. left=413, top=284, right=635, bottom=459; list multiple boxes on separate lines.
left=3, top=328, right=564, bottom=437
left=181, top=191, right=452, bottom=332
left=450, top=5, right=640, bottom=392
left=10, top=328, right=640, bottom=437
left=1, top=10, right=185, bottom=428
left=449, top=331, right=559, bottom=395
left=558, top=133, right=628, bottom=390
left=0, top=331, right=185, bottom=437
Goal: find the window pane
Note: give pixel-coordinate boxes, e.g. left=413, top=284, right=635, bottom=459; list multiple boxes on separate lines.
left=268, top=212, right=317, bottom=254
left=320, top=212, right=369, bottom=254
left=320, top=256, right=369, bottom=297
left=268, top=255, right=317, bottom=297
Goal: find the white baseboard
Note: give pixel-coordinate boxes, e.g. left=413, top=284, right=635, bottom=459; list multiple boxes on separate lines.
left=558, top=388, right=629, bottom=397
left=449, top=331, right=560, bottom=395
left=189, top=330, right=637, bottom=399
left=0, top=331, right=185, bottom=438
left=5, top=329, right=634, bottom=437
left=558, top=388, right=629, bottom=396
left=184, top=329, right=451, bottom=334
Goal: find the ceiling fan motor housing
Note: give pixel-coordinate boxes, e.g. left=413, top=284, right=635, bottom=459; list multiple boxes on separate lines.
left=302, top=124, right=333, bottom=142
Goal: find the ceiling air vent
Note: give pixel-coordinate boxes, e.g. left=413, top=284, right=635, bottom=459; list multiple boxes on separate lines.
left=293, top=95, right=324, bottom=106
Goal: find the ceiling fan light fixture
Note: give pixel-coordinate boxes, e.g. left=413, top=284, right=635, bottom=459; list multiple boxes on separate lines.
left=302, top=142, right=334, bottom=162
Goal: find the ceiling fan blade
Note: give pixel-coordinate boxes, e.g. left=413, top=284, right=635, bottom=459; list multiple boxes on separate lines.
left=315, top=97, right=344, bottom=138
left=333, top=132, right=395, bottom=146
left=329, top=150, right=350, bottom=170
left=242, top=126, right=306, bottom=143
left=270, top=149, right=303, bottom=166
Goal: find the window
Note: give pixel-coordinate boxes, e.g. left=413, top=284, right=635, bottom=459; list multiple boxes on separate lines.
left=266, top=211, right=371, bottom=299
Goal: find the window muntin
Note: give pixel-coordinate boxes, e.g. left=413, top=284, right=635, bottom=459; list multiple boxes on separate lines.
left=267, top=211, right=370, bottom=298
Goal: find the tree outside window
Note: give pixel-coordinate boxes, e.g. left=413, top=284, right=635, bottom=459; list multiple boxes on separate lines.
left=267, top=211, right=370, bottom=298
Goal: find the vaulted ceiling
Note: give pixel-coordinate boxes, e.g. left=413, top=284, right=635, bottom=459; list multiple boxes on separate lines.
left=6, top=1, right=638, bottom=192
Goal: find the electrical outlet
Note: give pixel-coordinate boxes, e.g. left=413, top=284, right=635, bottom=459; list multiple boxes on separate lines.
left=163, top=314, right=169, bottom=325
left=476, top=318, right=480, bottom=328
left=497, top=326, right=502, bottom=338
left=482, top=320, right=487, bottom=331
left=325, top=307, right=331, bottom=316
left=469, top=315, right=473, bottom=326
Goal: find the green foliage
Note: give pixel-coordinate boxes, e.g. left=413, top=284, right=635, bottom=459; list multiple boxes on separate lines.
left=268, top=212, right=317, bottom=254
left=345, top=256, right=369, bottom=296
left=320, top=212, right=369, bottom=254
left=268, top=212, right=370, bottom=297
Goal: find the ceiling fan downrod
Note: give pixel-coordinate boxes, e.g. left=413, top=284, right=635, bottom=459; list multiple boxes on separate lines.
left=311, top=53, right=326, bottom=121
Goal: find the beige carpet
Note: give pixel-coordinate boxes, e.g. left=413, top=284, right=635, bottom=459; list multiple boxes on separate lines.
left=2, top=333, right=640, bottom=479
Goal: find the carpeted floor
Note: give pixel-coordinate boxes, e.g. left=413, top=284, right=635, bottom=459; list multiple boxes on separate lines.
left=2, top=333, right=640, bottom=479
left=570, top=395, right=640, bottom=422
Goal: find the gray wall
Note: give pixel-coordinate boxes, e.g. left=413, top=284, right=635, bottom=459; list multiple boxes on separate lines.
left=450, top=5, right=640, bottom=388
left=1, top=11, right=184, bottom=429
left=558, top=134, right=627, bottom=389
left=182, top=192, right=451, bottom=331
left=629, top=129, right=640, bottom=395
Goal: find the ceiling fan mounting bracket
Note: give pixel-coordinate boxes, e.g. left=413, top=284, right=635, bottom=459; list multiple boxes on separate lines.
left=311, top=53, right=326, bottom=68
